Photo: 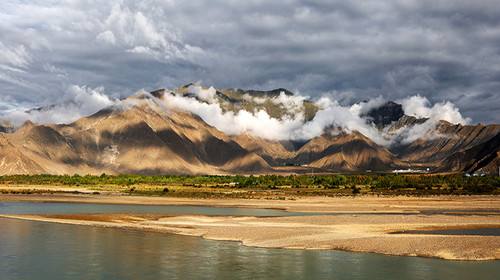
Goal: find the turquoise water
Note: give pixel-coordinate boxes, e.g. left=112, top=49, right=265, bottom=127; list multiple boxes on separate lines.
left=0, top=218, right=498, bottom=280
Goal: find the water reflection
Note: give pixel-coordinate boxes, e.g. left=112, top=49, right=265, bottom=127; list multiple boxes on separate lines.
left=393, top=228, right=500, bottom=236
left=0, top=218, right=498, bottom=280
left=0, top=202, right=294, bottom=216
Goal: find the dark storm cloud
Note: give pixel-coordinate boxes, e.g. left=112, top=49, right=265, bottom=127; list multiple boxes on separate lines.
left=1, top=0, right=499, bottom=123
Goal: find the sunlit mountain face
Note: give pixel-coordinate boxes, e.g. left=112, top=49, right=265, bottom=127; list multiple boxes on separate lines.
left=0, top=84, right=498, bottom=175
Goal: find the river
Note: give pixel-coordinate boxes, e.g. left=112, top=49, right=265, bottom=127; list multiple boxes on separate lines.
left=0, top=202, right=498, bottom=279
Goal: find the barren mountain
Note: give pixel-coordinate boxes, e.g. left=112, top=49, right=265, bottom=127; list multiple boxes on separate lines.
left=364, top=101, right=405, bottom=128
left=0, top=93, right=270, bottom=175
left=0, top=86, right=498, bottom=175
left=392, top=122, right=500, bottom=163
left=440, top=132, right=500, bottom=174
left=0, top=133, right=46, bottom=174
left=232, top=133, right=296, bottom=165
left=294, top=132, right=403, bottom=171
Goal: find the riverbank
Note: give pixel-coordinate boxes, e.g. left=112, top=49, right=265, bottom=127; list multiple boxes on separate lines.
left=1, top=194, right=499, bottom=261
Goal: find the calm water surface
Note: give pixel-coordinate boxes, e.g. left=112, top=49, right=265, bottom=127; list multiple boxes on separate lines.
left=0, top=202, right=498, bottom=279
left=2, top=201, right=495, bottom=217
left=0, top=201, right=298, bottom=216
left=396, top=228, right=500, bottom=236
left=0, top=218, right=498, bottom=280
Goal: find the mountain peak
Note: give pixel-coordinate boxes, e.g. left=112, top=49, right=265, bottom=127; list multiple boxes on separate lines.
left=150, top=88, right=167, bottom=99
left=223, top=87, right=295, bottom=98
left=365, top=101, right=405, bottom=128
left=20, top=120, right=35, bottom=128
left=1, top=86, right=499, bottom=175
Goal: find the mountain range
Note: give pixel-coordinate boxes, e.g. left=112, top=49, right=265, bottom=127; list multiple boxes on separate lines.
left=0, top=85, right=499, bottom=175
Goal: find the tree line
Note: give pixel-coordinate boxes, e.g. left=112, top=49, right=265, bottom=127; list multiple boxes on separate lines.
left=0, top=173, right=498, bottom=194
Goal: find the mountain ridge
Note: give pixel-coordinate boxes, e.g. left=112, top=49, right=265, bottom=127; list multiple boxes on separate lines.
left=1, top=86, right=499, bottom=175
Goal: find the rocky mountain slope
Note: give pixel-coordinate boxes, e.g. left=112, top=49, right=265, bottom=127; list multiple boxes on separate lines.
left=392, top=121, right=500, bottom=163
left=440, top=132, right=500, bottom=174
left=295, top=132, right=403, bottom=171
left=0, top=93, right=271, bottom=175
left=0, top=86, right=498, bottom=175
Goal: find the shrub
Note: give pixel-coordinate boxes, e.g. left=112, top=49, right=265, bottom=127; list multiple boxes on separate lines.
left=351, top=186, right=360, bottom=195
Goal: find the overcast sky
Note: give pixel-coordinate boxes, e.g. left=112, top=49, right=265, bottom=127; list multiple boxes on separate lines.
left=1, top=0, right=499, bottom=123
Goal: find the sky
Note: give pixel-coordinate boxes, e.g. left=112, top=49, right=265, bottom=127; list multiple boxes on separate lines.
left=1, top=0, right=499, bottom=124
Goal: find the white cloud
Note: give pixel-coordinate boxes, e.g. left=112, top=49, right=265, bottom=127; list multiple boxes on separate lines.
left=98, top=2, right=193, bottom=61
left=1, top=0, right=496, bottom=127
left=67, top=85, right=115, bottom=114
left=3, top=85, right=115, bottom=126
left=187, top=84, right=218, bottom=103
left=150, top=86, right=471, bottom=145
left=271, top=91, right=307, bottom=115
left=297, top=97, right=388, bottom=144
left=0, top=42, right=31, bottom=69
left=348, top=96, right=387, bottom=118
left=400, top=95, right=471, bottom=124
left=159, top=88, right=305, bottom=140
left=0, top=82, right=472, bottom=147
left=147, top=86, right=389, bottom=144
left=242, top=94, right=267, bottom=104
left=386, top=95, right=471, bottom=144
left=96, top=30, right=117, bottom=45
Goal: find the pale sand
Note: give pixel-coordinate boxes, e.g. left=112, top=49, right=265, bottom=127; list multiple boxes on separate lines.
left=1, top=195, right=500, bottom=261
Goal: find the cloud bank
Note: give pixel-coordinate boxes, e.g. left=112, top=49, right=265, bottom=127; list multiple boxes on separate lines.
left=400, top=95, right=471, bottom=125
left=155, top=85, right=470, bottom=145
left=0, top=82, right=471, bottom=147
left=1, top=85, right=115, bottom=125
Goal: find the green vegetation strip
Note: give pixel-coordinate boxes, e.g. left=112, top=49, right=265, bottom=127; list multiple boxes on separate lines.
left=0, top=174, right=498, bottom=196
